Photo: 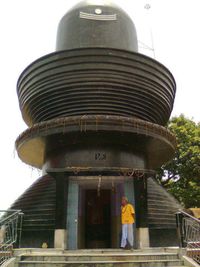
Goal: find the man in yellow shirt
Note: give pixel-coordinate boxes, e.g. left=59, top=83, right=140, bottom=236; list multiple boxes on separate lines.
left=121, top=196, right=135, bottom=249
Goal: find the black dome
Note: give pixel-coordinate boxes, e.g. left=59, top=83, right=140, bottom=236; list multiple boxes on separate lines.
left=56, top=0, right=138, bottom=52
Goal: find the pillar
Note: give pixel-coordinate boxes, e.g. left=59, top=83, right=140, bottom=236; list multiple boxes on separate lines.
left=67, top=181, right=79, bottom=249
left=52, top=173, right=69, bottom=249
left=134, top=177, right=150, bottom=248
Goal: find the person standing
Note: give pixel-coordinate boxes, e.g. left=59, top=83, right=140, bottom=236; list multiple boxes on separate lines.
left=120, top=196, right=135, bottom=250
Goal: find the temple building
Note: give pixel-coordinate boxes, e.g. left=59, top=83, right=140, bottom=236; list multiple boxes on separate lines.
left=12, top=0, right=182, bottom=249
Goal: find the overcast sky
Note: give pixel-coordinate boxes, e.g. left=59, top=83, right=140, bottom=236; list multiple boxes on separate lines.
left=0, top=0, right=199, bottom=209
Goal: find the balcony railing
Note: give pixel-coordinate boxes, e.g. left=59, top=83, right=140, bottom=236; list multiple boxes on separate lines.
left=176, top=210, right=200, bottom=264
left=0, top=210, right=23, bottom=265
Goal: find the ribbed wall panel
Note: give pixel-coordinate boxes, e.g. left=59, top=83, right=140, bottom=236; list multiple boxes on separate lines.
left=147, top=178, right=182, bottom=229
left=11, top=175, right=181, bottom=231
left=17, top=48, right=176, bottom=127
left=11, top=175, right=56, bottom=231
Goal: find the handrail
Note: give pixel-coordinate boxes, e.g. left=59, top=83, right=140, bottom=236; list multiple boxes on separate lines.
left=178, top=210, right=200, bottom=223
left=176, top=210, right=200, bottom=264
left=0, top=210, right=23, bottom=265
left=0, top=210, right=22, bottom=225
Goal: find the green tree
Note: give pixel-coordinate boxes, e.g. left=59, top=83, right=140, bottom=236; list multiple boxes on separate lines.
left=156, top=114, right=200, bottom=208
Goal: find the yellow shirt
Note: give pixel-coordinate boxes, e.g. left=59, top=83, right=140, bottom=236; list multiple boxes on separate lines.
left=121, top=203, right=135, bottom=224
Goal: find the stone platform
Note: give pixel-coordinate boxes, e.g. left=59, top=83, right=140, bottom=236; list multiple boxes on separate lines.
left=10, top=247, right=187, bottom=267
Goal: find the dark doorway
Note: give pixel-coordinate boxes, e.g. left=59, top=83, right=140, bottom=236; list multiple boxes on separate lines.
left=85, top=189, right=111, bottom=248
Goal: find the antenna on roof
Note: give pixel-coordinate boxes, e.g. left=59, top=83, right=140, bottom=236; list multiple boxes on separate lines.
left=139, top=3, right=155, bottom=58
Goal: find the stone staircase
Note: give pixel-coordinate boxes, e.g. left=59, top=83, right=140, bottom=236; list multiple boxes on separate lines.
left=13, top=247, right=186, bottom=267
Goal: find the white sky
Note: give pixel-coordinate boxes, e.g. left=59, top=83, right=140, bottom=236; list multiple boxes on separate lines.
left=0, top=0, right=199, bottom=209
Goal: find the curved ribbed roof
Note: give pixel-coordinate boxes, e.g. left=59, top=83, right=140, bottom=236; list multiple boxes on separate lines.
left=17, top=48, right=176, bottom=127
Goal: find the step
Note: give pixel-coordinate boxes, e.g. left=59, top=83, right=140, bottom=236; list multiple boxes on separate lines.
left=18, top=259, right=184, bottom=267
left=20, top=252, right=179, bottom=262
left=14, top=247, right=181, bottom=256
left=15, top=248, right=185, bottom=267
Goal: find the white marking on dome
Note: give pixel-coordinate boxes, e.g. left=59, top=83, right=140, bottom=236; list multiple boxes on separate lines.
left=95, top=8, right=102, bottom=14
left=80, top=11, right=117, bottom=20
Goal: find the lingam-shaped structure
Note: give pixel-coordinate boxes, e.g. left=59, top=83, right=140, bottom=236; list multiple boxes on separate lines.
left=13, top=0, right=180, bottom=249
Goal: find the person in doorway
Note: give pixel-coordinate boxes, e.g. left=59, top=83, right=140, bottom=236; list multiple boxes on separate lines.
left=120, top=196, right=135, bottom=250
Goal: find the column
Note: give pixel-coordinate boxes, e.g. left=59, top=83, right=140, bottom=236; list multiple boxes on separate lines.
left=66, top=181, right=79, bottom=249
left=134, top=177, right=150, bottom=248
left=54, top=173, right=69, bottom=249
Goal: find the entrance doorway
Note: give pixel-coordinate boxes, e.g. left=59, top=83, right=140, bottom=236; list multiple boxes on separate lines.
left=85, top=189, right=111, bottom=248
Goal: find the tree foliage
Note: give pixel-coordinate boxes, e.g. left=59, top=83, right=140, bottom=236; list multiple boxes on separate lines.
left=156, top=114, right=200, bottom=208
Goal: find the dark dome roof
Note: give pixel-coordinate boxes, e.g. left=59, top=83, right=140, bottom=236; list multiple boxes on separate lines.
left=56, top=0, right=138, bottom=52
